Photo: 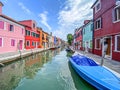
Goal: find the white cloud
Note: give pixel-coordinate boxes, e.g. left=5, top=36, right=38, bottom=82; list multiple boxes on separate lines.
left=3, top=0, right=8, bottom=3
left=53, top=0, right=95, bottom=40
left=39, top=11, right=52, bottom=31
left=18, top=2, right=31, bottom=15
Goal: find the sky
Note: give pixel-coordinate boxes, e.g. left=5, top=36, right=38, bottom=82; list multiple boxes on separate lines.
left=0, top=0, right=96, bottom=41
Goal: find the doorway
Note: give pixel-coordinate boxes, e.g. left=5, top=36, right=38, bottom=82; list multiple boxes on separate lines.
left=102, top=37, right=112, bottom=59
left=19, top=40, right=23, bottom=50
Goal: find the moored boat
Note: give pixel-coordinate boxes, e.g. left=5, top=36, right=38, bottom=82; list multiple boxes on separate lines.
left=50, top=47, right=57, bottom=50
left=69, top=54, right=120, bottom=90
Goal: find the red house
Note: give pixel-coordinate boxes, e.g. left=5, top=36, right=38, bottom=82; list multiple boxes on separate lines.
left=74, top=26, right=83, bottom=50
left=19, top=20, right=40, bottom=49
left=92, top=0, right=120, bottom=61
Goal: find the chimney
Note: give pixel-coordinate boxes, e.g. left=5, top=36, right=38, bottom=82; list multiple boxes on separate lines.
left=0, top=2, right=4, bottom=14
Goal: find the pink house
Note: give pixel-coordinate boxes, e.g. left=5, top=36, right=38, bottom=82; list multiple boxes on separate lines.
left=0, top=2, right=25, bottom=54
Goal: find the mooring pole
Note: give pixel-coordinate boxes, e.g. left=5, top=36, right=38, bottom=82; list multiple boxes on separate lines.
left=101, top=52, right=106, bottom=66
left=100, top=40, right=108, bottom=66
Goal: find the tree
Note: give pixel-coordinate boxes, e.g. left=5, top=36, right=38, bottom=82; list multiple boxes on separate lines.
left=67, top=34, right=73, bottom=45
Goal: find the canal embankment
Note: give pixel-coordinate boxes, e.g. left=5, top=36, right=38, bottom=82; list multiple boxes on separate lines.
left=0, top=48, right=50, bottom=65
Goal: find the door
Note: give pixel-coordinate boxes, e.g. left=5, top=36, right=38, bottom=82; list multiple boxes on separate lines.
left=106, top=38, right=111, bottom=56
left=19, top=40, right=23, bottom=50
left=102, top=37, right=112, bottom=59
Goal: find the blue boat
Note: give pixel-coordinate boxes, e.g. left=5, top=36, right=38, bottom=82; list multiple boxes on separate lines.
left=69, top=54, right=120, bottom=90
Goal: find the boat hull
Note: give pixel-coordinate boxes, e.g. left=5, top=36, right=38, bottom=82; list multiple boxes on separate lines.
left=69, top=55, right=120, bottom=90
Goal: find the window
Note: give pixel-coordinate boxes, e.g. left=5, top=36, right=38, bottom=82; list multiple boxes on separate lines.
left=26, top=41, right=30, bottom=46
left=0, top=21, right=4, bottom=29
left=95, top=18, right=102, bottom=29
left=26, top=30, right=30, bottom=36
left=33, top=23, right=36, bottom=28
left=95, top=38, right=101, bottom=49
left=0, top=38, right=3, bottom=47
left=11, top=39, right=15, bottom=46
left=32, top=41, right=35, bottom=46
left=9, top=25, right=14, bottom=31
left=31, top=32, right=36, bottom=37
left=95, top=0, right=101, bottom=13
left=113, top=6, right=120, bottom=22
left=115, top=35, right=120, bottom=51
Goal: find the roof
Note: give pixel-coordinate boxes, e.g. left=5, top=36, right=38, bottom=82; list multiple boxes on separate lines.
left=0, top=1, right=4, bottom=6
left=91, top=0, right=99, bottom=8
left=42, top=30, right=49, bottom=35
left=0, top=14, right=24, bottom=26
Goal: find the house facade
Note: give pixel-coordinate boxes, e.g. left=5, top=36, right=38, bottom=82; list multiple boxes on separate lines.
left=74, top=27, right=83, bottom=50
left=48, top=32, right=53, bottom=48
left=19, top=20, right=40, bottom=49
left=42, top=31, right=49, bottom=49
left=0, top=2, right=25, bottom=54
left=82, top=20, right=93, bottom=53
left=37, top=27, right=43, bottom=48
left=92, top=0, right=120, bottom=61
left=54, top=36, right=57, bottom=47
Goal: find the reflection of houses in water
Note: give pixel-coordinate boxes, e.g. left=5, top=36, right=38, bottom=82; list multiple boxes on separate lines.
left=24, top=54, right=43, bottom=79
left=24, top=51, right=53, bottom=79
left=25, top=54, right=42, bottom=67
left=0, top=48, right=64, bottom=90
left=0, top=60, right=25, bottom=90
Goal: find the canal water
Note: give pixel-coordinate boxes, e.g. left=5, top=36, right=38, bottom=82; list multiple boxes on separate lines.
left=0, top=48, right=96, bottom=90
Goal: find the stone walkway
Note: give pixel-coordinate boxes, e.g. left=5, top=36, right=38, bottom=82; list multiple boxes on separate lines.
left=75, top=50, right=120, bottom=77
left=0, top=48, right=47, bottom=64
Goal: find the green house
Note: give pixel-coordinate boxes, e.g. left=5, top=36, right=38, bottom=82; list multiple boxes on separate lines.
left=82, top=20, right=93, bottom=52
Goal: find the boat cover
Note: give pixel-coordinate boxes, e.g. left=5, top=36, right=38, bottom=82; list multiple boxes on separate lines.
left=70, top=54, right=120, bottom=89
left=71, top=55, right=98, bottom=66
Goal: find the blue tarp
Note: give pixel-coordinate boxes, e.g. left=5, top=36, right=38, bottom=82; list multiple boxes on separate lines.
left=71, top=55, right=98, bottom=66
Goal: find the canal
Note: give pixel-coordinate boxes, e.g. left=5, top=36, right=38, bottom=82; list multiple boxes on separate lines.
left=0, top=48, right=96, bottom=90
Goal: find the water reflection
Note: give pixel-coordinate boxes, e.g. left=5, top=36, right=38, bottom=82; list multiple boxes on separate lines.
left=0, top=47, right=95, bottom=90
left=0, top=49, right=61, bottom=90
left=0, top=60, right=25, bottom=90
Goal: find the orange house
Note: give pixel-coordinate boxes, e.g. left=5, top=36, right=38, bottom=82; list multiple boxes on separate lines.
left=42, top=31, right=49, bottom=48
left=37, top=27, right=49, bottom=49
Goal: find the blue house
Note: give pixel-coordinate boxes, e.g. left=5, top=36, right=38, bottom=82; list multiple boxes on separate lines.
left=82, top=20, right=93, bottom=53
left=54, top=36, right=57, bottom=47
